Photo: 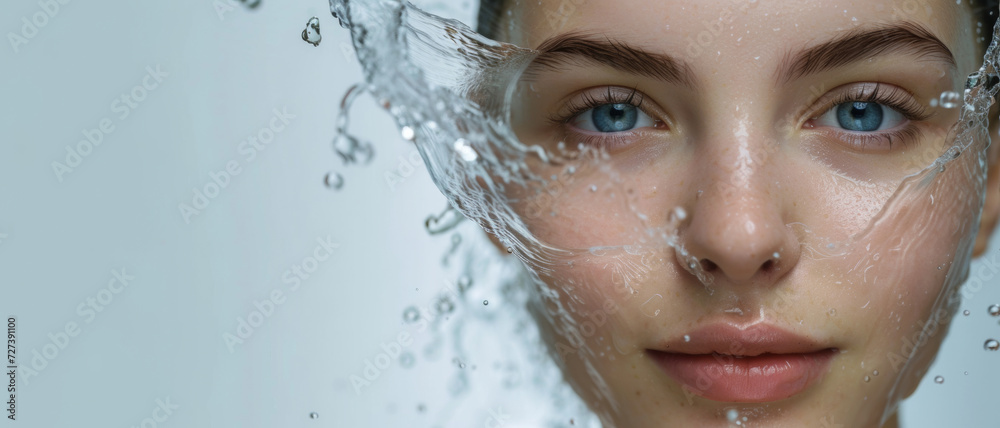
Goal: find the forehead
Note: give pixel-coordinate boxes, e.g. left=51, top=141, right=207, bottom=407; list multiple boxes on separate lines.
left=502, top=0, right=977, bottom=73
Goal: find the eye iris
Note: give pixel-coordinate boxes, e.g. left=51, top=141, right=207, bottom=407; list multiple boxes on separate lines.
left=836, top=101, right=883, bottom=131
left=592, top=103, right=637, bottom=132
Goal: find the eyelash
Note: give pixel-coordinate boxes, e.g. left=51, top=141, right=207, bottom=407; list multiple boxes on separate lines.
left=547, top=83, right=931, bottom=152
left=810, top=83, right=931, bottom=151
left=548, top=87, right=662, bottom=148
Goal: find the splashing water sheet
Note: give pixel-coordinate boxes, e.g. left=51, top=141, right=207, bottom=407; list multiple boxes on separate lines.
left=330, top=0, right=1000, bottom=426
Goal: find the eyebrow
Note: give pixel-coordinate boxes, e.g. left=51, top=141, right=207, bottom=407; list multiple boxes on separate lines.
left=777, top=21, right=956, bottom=84
left=522, top=32, right=697, bottom=87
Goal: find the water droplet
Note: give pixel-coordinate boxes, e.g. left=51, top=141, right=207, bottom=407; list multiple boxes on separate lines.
left=683, top=334, right=691, bottom=342
left=401, top=126, right=415, bottom=141
left=483, top=300, right=489, bottom=306
left=453, top=138, right=478, bottom=162
left=506, top=247, right=513, bottom=254
left=309, top=412, right=319, bottom=419
left=436, top=296, right=455, bottom=314
left=872, top=369, right=879, bottom=376
left=301, top=17, right=322, bottom=46
left=985, top=339, right=1000, bottom=351
left=324, top=172, right=344, bottom=190
left=828, top=308, right=837, bottom=316
left=988, top=304, right=1000, bottom=317
left=457, top=276, right=473, bottom=292
left=934, top=375, right=944, bottom=384
left=864, top=375, right=870, bottom=382
left=726, top=409, right=739, bottom=422
left=772, top=251, right=780, bottom=259
left=965, top=371, right=969, bottom=375
left=640, top=294, right=663, bottom=317
left=938, top=91, right=961, bottom=108
left=400, top=352, right=415, bottom=368
left=589, top=185, right=598, bottom=192
left=964, top=310, right=971, bottom=316
left=403, top=306, right=420, bottom=323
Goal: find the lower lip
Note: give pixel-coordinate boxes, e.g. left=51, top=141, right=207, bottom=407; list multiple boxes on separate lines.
left=648, top=349, right=836, bottom=403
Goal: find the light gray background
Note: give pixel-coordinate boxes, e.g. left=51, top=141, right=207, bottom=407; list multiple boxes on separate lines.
left=0, top=0, right=997, bottom=427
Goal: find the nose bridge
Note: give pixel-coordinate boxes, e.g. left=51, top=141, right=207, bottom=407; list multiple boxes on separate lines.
left=679, top=111, right=797, bottom=285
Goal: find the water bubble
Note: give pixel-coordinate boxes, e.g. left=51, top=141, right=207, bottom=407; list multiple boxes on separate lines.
left=985, top=339, right=1000, bottom=351
left=964, top=310, right=971, bottom=316
left=301, top=17, right=322, bottom=46
left=864, top=375, right=870, bottom=382
left=988, top=304, right=1000, bottom=317
left=483, top=300, right=489, bottom=306
left=506, top=247, right=513, bottom=254
left=872, top=369, right=879, bottom=376
left=453, top=357, right=466, bottom=369
left=934, top=375, right=944, bottom=384
left=403, top=306, right=421, bottom=323
left=683, top=334, right=691, bottom=342
left=726, top=409, right=739, bottom=422
left=309, top=412, right=319, bottom=419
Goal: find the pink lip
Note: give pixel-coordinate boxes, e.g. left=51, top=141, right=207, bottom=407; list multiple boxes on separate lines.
left=647, top=323, right=837, bottom=403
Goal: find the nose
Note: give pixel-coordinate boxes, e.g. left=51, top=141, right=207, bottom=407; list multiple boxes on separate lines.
left=676, top=145, right=801, bottom=287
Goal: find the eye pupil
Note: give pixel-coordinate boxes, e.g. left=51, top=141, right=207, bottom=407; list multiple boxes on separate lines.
left=592, top=103, right=638, bottom=132
left=837, top=102, right=883, bottom=131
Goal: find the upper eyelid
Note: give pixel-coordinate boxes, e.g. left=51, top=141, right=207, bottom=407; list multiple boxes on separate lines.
left=551, top=86, right=665, bottom=124
left=805, top=83, right=930, bottom=122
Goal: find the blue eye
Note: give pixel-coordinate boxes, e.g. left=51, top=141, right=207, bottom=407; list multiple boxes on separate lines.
left=572, top=103, right=655, bottom=133
left=837, top=102, right=883, bottom=131
left=816, top=101, right=905, bottom=132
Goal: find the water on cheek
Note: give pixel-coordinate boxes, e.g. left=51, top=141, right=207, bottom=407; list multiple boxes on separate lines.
left=329, top=0, right=1000, bottom=426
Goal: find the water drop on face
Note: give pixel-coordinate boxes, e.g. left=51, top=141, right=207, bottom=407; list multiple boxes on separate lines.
left=872, top=370, right=879, bottom=376
left=683, top=334, right=691, bottom=342
left=309, top=412, right=319, bottom=419
left=988, top=304, right=1000, bottom=317
left=938, top=91, right=962, bottom=108
left=590, top=185, right=598, bottom=192
left=864, top=375, right=870, bottom=382
left=301, top=17, right=322, bottom=46
left=483, top=300, right=489, bottom=306
left=934, top=375, right=944, bottom=384
left=772, top=251, right=780, bottom=259
left=726, top=409, right=739, bottom=422
left=985, top=339, right=1000, bottom=351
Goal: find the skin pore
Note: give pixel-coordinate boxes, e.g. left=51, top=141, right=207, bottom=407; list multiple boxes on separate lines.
left=478, top=0, right=1000, bottom=427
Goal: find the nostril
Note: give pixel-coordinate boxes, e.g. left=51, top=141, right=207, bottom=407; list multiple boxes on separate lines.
left=760, top=259, right=775, bottom=272
left=700, top=259, right=718, bottom=272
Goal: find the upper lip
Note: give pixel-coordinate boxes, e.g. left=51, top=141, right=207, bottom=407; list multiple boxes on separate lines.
left=653, top=322, right=834, bottom=357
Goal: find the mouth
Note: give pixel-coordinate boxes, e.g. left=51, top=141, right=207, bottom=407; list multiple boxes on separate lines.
left=646, top=323, right=837, bottom=403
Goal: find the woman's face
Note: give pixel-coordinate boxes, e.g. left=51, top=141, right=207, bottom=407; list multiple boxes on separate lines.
left=477, top=0, right=1000, bottom=426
